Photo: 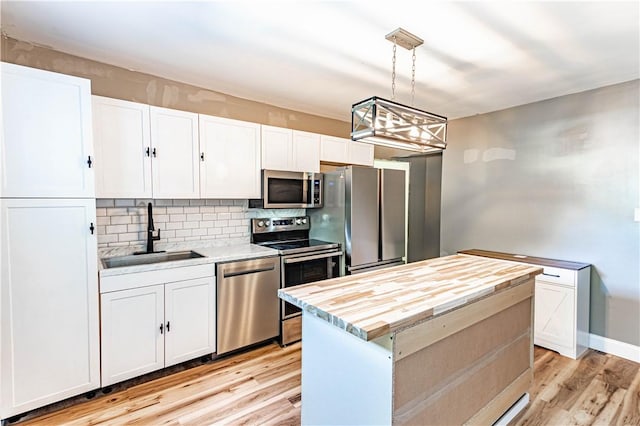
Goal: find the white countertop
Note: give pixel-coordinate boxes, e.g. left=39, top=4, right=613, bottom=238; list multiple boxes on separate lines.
left=98, top=242, right=279, bottom=277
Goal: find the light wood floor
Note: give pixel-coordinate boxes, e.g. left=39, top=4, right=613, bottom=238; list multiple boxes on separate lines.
left=13, top=343, right=640, bottom=425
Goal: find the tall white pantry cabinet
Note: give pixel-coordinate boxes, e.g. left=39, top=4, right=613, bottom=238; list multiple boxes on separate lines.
left=0, top=62, right=100, bottom=420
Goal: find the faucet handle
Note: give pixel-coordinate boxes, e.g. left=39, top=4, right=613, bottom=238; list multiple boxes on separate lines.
left=153, top=228, right=161, bottom=241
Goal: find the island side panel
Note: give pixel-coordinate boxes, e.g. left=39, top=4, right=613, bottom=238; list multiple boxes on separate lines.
left=392, top=280, right=534, bottom=425
left=301, top=313, right=393, bottom=425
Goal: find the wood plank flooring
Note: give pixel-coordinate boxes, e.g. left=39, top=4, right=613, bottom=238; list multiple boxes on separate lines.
left=12, top=344, right=640, bottom=425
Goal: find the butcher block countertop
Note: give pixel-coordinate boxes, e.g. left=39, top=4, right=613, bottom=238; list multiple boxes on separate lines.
left=278, top=254, right=542, bottom=341
left=459, top=248, right=591, bottom=270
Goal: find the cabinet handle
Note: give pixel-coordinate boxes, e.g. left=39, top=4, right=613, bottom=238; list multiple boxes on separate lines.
left=159, top=323, right=164, bottom=334
left=152, top=148, right=157, bottom=157
left=89, top=223, right=95, bottom=234
left=200, top=152, right=205, bottom=161
left=166, top=321, right=170, bottom=332
left=146, top=147, right=150, bottom=157
left=542, top=273, right=561, bottom=278
left=87, top=156, right=93, bottom=168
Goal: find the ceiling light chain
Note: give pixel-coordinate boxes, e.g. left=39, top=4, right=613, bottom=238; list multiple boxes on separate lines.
left=391, top=37, right=397, bottom=101
left=411, top=47, right=416, bottom=107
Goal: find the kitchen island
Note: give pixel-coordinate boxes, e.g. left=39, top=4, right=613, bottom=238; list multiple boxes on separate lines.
left=279, top=254, right=542, bottom=425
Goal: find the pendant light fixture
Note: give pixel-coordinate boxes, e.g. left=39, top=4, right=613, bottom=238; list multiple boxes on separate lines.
left=351, top=28, right=447, bottom=153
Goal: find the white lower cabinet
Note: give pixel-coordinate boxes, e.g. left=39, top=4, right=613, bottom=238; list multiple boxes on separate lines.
left=100, top=265, right=215, bottom=387
left=534, top=282, right=574, bottom=351
left=460, top=250, right=590, bottom=359
left=100, top=285, right=165, bottom=386
left=0, top=198, right=99, bottom=419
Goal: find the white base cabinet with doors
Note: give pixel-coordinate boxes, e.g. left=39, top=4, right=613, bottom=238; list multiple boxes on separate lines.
left=0, top=199, right=100, bottom=419
left=533, top=266, right=591, bottom=359
left=460, top=249, right=591, bottom=359
left=320, top=135, right=374, bottom=167
left=261, top=125, right=321, bottom=172
left=99, top=263, right=215, bottom=386
left=92, top=96, right=200, bottom=199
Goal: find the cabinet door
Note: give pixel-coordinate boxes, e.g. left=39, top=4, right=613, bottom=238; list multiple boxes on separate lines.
left=0, top=199, right=99, bottom=418
left=199, top=115, right=261, bottom=199
left=150, top=106, right=200, bottom=199
left=1, top=62, right=94, bottom=198
left=534, top=281, right=575, bottom=351
left=100, top=285, right=165, bottom=387
left=349, top=141, right=374, bottom=167
left=164, top=277, right=216, bottom=366
left=292, top=130, right=320, bottom=172
left=92, top=96, right=152, bottom=198
left=320, top=135, right=349, bottom=164
left=261, top=125, right=293, bottom=171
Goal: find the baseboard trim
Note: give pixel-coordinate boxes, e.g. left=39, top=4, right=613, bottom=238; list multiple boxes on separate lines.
left=589, top=334, right=640, bottom=363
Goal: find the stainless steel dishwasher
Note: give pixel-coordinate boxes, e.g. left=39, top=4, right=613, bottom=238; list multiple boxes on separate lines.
left=216, top=256, right=281, bottom=355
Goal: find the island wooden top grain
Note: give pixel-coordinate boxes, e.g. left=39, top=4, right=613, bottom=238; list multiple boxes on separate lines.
left=278, top=254, right=542, bottom=341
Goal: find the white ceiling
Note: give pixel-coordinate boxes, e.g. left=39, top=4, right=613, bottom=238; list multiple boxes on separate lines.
left=2, top=1, right=639, bottom=122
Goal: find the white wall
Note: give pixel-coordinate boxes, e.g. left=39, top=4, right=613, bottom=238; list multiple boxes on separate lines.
left=441, top=80, right=640, bottom=346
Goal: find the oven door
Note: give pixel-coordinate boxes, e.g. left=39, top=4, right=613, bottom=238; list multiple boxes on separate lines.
left=281, top=249, right=342, bottom=319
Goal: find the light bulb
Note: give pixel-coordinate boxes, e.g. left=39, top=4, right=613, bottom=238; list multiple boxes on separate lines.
left=409, top=126, right=420, bottom=139
left=385, top=112, right=394, bottom=128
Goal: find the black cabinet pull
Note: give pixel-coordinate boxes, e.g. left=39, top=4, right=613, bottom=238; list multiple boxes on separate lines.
left=152, top=148, right=157, bottom=157
left=542, top=273, right=561, bottom=278
left=87, top=156, right=93, bottom=168
left=146, top=147, right=150, bottom=157
left=166, top=321, right=170, bottom=332
left=200, top=152, right=205, bottom=161
left=89, top=223, right=95, bottom=234
left=159, top=323, right=164, bottom=334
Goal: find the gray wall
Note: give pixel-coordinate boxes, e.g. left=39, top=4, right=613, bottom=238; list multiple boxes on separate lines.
left=441, top=80, right=640, bottom=347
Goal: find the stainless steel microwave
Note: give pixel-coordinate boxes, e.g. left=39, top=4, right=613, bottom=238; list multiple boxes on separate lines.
left=259, top=170, right=323, bottom=209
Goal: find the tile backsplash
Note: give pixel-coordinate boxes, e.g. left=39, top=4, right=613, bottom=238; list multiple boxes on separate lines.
left=96, top=199, right=304, bottom=249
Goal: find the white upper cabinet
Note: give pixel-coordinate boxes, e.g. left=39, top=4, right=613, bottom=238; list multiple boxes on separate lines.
left=348, top=141, right=375, bottom=167
left=292, top=130, right=321, bottom=173
left=320, top=135, right=349, bottom=164
left=320, top=135, right=374, bottom=167
left=261, top=125, right=293, bottom=171
left=92, top=96, right=200, bottom=199
left=149, top=106, right=200, bottom=199
left=1, top=62, right=95, bottom=198
left=93, top=96, right=152, bottom=199
left=262, top=125, right=320, bottom=172
left=199, top=115, right=261, bottom=199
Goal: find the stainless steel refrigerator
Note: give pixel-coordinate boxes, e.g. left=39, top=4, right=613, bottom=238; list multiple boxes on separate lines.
left=309, top=166, right=406, bottom=275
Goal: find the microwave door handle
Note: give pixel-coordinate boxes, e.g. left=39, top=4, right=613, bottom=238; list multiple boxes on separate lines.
left=302, top=177, right=309, bottom=205
left=283, top=251, right=343, bottom=264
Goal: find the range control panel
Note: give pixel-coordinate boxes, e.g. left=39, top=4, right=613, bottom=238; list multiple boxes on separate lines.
left=251, top=216, right=309, bottom=234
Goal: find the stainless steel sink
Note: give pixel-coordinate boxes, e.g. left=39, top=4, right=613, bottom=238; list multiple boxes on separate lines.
left=102, top=250, right=205, bottom=269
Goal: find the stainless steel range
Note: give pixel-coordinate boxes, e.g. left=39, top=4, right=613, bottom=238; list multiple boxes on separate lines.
left=251, top=216, right=342, bottom=345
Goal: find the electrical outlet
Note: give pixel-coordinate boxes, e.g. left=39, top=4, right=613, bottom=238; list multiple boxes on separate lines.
left=635, top=207, right=640, bottom=222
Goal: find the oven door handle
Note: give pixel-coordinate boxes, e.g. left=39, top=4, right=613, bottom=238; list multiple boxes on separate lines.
left=283, top=251, right=343, bottom=264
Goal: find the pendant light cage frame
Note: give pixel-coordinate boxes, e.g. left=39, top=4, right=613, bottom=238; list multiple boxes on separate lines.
left=351, top=96, right=447, bottom=153
left=351, top=28, right=448, bottom=153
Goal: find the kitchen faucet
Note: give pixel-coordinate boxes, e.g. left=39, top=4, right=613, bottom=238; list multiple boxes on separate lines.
left=144, top=202, right=161, bottom=253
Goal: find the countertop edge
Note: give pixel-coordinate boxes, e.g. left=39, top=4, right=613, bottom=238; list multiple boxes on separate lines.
left=99, top=243, right=279, bottom=278
left=459, top=249, right=591, bottom=270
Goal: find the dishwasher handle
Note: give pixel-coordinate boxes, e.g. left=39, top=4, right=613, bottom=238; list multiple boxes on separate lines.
left=222, top=265, right=276, bottom=278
